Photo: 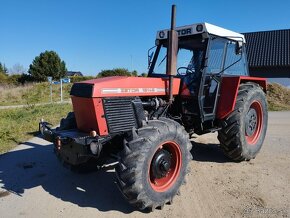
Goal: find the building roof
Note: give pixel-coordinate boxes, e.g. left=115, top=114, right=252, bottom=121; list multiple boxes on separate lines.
left=156, top=23, right=245, bottom=42
left=244, top=29, right=290, bottom=68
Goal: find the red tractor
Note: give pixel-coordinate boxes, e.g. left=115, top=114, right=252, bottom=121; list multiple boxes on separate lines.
left=40, top=5, right=268, bottom=211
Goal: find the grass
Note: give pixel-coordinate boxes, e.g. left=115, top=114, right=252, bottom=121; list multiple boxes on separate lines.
left=0, top=83, right=72, bottom=106
left=0, top=103, right=72, bottom=154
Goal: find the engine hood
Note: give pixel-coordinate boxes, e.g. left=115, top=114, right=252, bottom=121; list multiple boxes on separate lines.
left=70, top=76, right=181, bottom=98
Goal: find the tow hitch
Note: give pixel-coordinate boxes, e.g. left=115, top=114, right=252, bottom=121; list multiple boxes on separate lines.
left=39, top=120, right=110, bottom=166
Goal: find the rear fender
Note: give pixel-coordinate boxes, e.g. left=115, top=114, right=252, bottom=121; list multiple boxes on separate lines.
left=216, top=76, right=267, bottom=119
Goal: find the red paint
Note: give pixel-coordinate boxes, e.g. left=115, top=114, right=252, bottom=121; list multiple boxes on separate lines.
left=77, top=76, right=181, bottom=97
left=180, top=83, right=191, bottom=97
left=71, top=76, right=181, bottom=135
left=93, top=98, right=108, bottom=135
left=245, top=100, right=263, bottom=145
left=216, top=76, right=267, bottom=119
left=71, top=96, right=108, bottom=135
left=149, top=141, right=182, bottom=192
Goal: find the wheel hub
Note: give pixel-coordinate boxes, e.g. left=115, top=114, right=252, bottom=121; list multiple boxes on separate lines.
left=151, top=149, right=172, bottom=179
left=149, top=140, right=182, bottom=192
left=246, top=108, right=257, bottom=136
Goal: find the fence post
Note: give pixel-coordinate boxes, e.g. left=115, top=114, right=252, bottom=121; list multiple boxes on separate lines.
left=47, top=77, right=53, bottom=103
left=60, top=78, right=63, bottom=102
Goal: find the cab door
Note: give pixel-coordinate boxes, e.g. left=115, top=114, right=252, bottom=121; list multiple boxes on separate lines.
left=198, top=37, right=228, bottom=122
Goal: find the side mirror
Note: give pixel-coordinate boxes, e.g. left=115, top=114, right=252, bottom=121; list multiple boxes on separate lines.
left=148, top=51, right=154, bottom=65
left=147, top=46, right=156, bottom=69
left=235, top=41, right=243, bottom=55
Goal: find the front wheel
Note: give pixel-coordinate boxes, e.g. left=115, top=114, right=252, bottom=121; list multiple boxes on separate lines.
left=218, top=82, right=268, bottom=161
left=115, top=118, right=192, bottom=211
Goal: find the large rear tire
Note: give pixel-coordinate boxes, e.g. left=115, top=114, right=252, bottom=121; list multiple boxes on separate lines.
left=218, top=82, right=268, bottom=161
left=115, top=118, right=192, bottom=211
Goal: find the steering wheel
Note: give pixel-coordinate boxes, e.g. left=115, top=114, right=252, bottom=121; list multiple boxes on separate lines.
left=177, top=67, right=195, bottom=75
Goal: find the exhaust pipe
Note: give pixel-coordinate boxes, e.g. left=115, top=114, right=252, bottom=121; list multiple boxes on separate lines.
left=166, top=5, right=178, bottom=104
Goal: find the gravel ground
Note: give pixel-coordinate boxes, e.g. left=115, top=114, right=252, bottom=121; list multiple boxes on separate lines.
left=0, top=111, right=289, bottom=218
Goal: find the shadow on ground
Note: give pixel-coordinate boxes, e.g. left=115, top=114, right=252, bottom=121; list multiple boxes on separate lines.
left=190, top=141, right=231, bottom=163
left=0, top=140, right=134, bottom=214
left=0, top=137, right=231, bottom=213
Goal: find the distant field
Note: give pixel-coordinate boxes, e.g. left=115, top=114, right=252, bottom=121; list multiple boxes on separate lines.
left=0, top=103, right=72, bottom=154
left=0, top=83, right=72, bottom=106
left=1, top=82, right=289, bottom=109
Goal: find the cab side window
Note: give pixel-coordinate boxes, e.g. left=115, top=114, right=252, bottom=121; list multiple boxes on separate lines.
left=207, top=38, right=227, bottom=74
left=224, top=41, right=249, bottom=76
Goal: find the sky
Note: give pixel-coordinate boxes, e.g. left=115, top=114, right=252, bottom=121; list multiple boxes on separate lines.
left=1, top=0, right=290, bottom=76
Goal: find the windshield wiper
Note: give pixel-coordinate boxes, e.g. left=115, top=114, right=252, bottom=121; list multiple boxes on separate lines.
left=158, top=55, right=167, bottom=67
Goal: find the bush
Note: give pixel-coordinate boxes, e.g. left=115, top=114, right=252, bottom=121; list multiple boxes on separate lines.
left=0, top=73, right=8, bottom=84
left=97, top=68, right=137, bottom=78
left=140, top=73, right=148, bottom=77
left=5, top=74, right=22, bottom=85
left=69, top=76, right=95, bottom=83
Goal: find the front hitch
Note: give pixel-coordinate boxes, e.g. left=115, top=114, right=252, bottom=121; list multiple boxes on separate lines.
left=38, top=119, right=112, bottom=166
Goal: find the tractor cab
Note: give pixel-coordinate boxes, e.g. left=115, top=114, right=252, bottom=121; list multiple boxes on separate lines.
left=148, top=23, right=249, bottom=126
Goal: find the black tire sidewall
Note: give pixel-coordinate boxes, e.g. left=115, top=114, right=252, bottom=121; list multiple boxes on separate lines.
left=140, top=127, right=188, bottom=203
left=239, top=88, right=268, bottom=158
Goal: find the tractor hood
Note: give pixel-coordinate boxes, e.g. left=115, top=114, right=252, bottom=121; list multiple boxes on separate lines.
left=70, top=76, right=181, bottom=98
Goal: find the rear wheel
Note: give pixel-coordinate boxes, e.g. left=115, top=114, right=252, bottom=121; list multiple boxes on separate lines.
left=115, top=118, right=192, bottom=210
left=218, top=83, right=268, bottom=161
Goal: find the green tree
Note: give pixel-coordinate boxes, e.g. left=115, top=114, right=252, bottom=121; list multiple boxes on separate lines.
left=28, top=51, right=67, bottom=81
left=0, top=62, right=8, bottom=75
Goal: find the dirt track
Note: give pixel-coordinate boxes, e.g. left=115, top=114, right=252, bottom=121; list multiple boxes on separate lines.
left=0, top=111, right=289, bottom=217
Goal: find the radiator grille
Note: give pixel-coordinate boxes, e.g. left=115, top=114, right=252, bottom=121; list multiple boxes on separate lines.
left=103, top=98, right=137, bottom=133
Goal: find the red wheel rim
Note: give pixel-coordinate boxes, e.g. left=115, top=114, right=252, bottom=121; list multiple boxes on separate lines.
left=245, top=100, right=263, bottom=145
left=149, top=141, right=182, bottom=192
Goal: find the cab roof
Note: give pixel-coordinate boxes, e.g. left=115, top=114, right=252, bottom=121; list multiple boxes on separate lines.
left=156, top=22, right=245, bottom=43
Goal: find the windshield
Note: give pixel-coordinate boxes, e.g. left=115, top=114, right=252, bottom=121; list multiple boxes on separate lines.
left=149, top=36, right=207, bottom=77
